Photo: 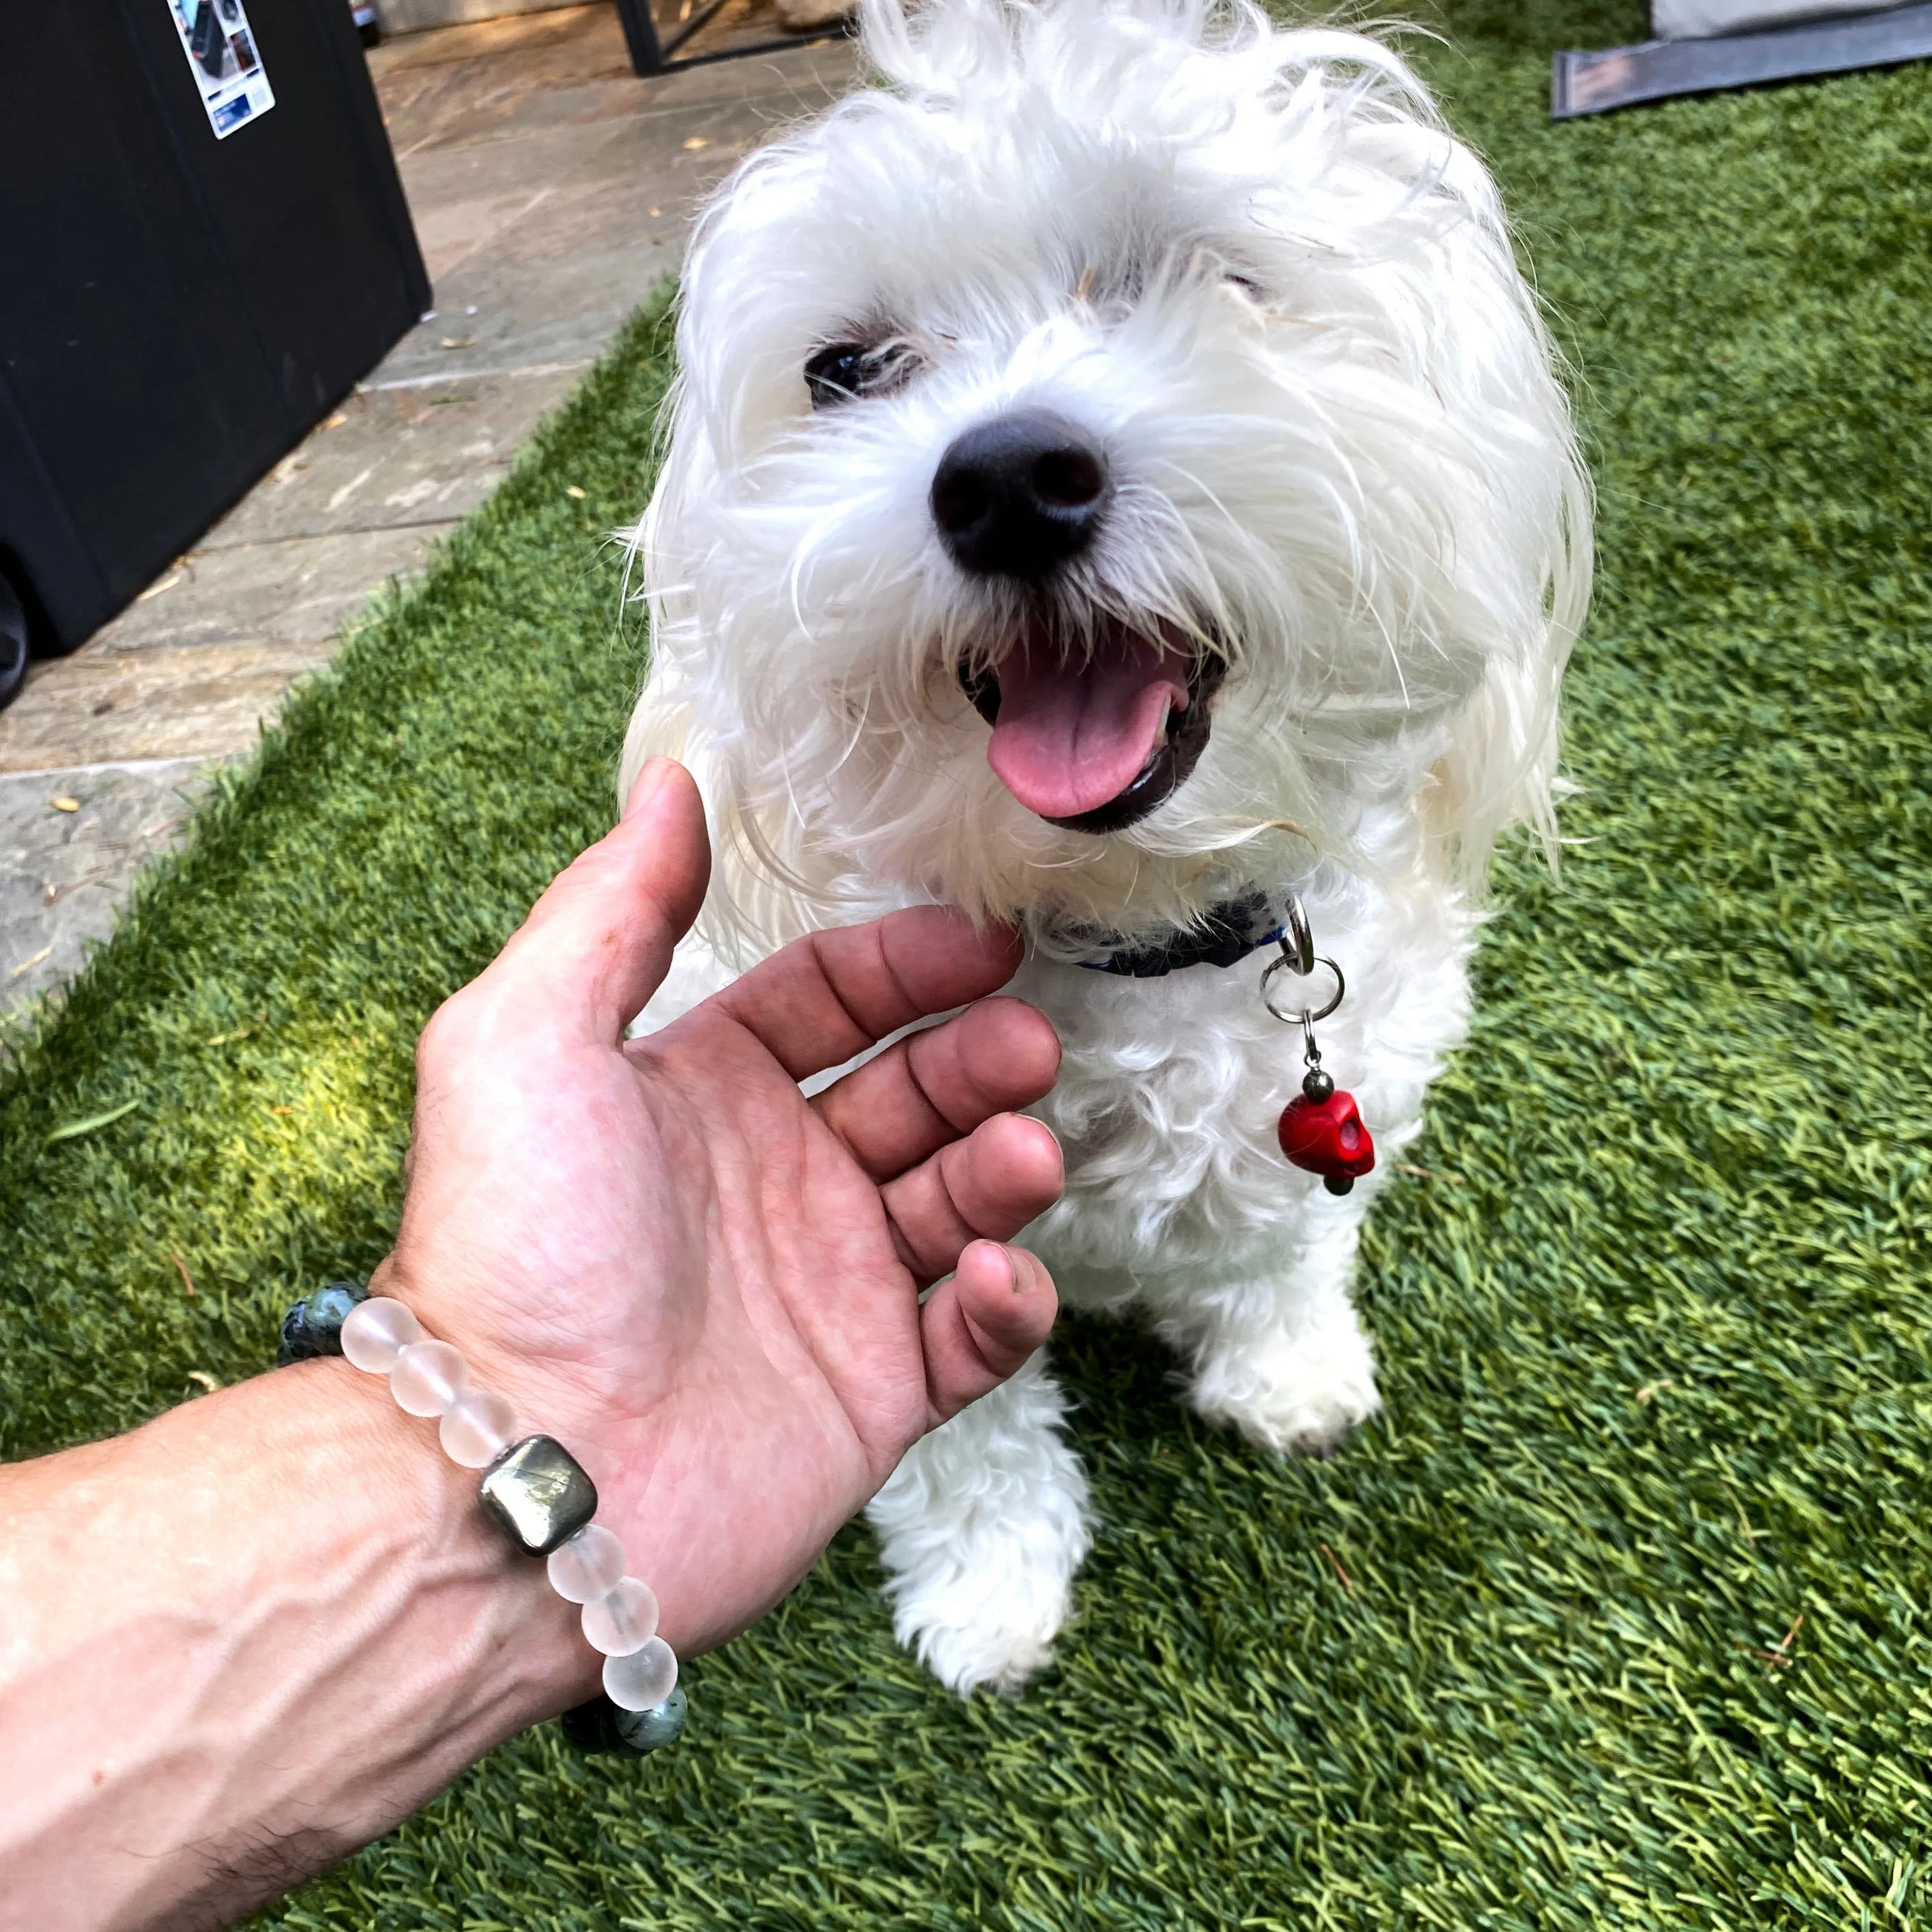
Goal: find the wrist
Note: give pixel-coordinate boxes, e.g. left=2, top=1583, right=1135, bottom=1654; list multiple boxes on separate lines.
left=291, top=1357, right=603, bottom=1730
left=366, top=1250, right=617, bottom=1464
left=0, top=1362, right=595, bottom=1932
left=325, top=1287, right=685, bottom=1736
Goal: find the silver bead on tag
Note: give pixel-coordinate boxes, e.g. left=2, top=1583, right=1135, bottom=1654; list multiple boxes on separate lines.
left=478, top=1435, right=598, bottom=1557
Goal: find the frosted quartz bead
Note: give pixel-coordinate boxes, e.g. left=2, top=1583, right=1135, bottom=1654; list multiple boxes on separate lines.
left=581, top=1577, right=660, bottom=1656
left=547, top=1524, right=626, bottom=1604
left=389, top=1339, right=468, bottom=1417
left=439, top=1388, right=517, bottom=1467
left=340, top=1295, right=422, bottom=1374
left=603, top=1635, right=678, bottom=1712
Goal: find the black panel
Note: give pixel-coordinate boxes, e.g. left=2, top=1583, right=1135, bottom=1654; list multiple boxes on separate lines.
left=0, top=370, right=112, bottom=648
left=0, top=1, right=281, bottom=632
left=114, top=0, right=429, bottom=422
left=0, top=0, right=428, bottom=656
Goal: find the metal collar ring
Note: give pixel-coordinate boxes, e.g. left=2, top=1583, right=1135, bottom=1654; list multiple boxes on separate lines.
left=1278, top=895, right=1315, bottom=976
left=1260, top=950, right=1345, bottom=1028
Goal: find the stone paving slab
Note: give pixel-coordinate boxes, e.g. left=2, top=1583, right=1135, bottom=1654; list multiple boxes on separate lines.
left=1, top=762, right=220, bottom=1035
left=201, top=366, right=585, bottom=547
left=0, top=645, right=331, bottom=777
left=368, top=93, right=826, bottom=386
left=378, top=0, right=582, bottom=35
left=78, top=527, right=449, bottom=654
left=0, top=3, right=858, bottom=1051
left=376, top=6, right=852, bottom=142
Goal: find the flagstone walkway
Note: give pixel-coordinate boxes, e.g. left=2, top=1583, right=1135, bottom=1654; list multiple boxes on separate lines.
left=0, top=3, right=855, bottom=1039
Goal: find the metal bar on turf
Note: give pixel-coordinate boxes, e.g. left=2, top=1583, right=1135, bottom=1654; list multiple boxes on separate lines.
left=1552, top=1, right=1932, bottom=117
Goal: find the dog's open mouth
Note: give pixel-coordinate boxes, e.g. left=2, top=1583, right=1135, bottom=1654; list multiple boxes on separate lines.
left=961, top=619, right=1225, bottom=835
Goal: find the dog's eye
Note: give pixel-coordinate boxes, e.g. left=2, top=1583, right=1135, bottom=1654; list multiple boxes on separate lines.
left=1224, top=271, right=1267, bottom=303
left=804, top=343, right=870, bottom=408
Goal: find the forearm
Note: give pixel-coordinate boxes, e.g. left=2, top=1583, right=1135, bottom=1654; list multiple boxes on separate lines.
left=0, top=1362, right=595, bottom=1932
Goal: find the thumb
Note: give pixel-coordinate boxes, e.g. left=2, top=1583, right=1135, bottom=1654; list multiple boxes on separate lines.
left=489, top=758, right=712, bottom=1039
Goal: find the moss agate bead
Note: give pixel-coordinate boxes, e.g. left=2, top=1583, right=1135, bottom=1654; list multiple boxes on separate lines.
left=614, top=1687, right=688, bottom=1753
left=560, top=1686, right=688, bottom=1756
left=277, top=1281, right=370, bottom=1366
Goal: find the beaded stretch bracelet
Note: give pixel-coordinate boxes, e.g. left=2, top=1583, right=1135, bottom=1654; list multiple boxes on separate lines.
left=277, top=1281, right=685, bottom=1757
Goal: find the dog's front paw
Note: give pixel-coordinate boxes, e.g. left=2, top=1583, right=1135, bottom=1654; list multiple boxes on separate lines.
left=1188, top=1303, right=1381, bottom=1456
left=866, top=1355, right=1092, bottom=1696
left=891, top=1573, right=1067, bottom=1697
left=872, top=1487, right=1088, bottom=1696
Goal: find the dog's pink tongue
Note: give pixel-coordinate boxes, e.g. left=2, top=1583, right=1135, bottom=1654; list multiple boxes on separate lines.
left=987, top=633, right=1190, bottom=820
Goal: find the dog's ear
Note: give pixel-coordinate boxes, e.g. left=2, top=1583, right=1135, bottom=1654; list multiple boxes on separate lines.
left=1422, top=459, right=1592, bottom=890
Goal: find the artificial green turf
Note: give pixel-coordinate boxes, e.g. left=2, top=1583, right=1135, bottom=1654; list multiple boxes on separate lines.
left=5, top=3, right=1932, bottom=1923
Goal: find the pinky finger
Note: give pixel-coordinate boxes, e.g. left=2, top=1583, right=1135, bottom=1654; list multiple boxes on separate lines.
left=918, top=1239, right=1058, bottom=1427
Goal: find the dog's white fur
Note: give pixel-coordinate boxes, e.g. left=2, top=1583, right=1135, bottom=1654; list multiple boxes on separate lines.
left=621, top=0, right=1589, bottom=1693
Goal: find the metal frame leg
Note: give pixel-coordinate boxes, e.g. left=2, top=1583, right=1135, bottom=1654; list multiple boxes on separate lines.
left=613, top=0, right=848, bottom=75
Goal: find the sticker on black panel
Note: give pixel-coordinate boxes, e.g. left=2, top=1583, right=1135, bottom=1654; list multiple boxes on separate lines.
left=164, top=0, right=277, bottom=139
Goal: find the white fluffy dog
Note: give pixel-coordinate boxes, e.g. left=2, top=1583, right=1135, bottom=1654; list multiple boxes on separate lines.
left=620, top=0, right=1589, bottom=1694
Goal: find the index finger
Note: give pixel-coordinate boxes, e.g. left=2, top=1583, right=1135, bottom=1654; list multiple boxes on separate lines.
left=707, top=906, right=1023, bottom=1081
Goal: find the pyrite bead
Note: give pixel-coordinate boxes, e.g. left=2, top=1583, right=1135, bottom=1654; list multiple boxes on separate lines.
left=390, top=1339, right=468, bottom=1417
left=582, top=1577, right=660, bottom=1657
left=277, top=1281, right=370, bottom=1366
left=603, top=1634, right=678, bottom=1712
left=478, top=1435, right=598, bottom=1557
left=340, top=1295, right=422, bottom=1374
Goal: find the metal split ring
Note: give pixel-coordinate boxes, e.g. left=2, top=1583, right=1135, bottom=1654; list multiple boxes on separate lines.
left=1260, top=948, right=1346, bottom=1028
left=1277, top=895, right=1315, bottom=976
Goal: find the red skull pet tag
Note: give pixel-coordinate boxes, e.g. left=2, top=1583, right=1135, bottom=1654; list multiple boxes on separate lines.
left=1276, top=1071, right=1376, bottom=1196
left=1260, top=901, right=1376, bottom=1197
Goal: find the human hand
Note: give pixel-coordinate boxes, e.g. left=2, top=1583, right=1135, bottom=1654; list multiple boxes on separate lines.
left=0, top=759, right=1063, bottom=1931
left=377, top=759, right=1065, bottom=1662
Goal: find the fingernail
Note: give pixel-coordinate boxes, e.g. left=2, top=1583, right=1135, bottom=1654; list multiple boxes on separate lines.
left=623, top=758, right=672, bottom=821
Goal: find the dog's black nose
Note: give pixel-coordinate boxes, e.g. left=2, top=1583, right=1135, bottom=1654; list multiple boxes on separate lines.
left=930, top=409, right=1109, bottom=579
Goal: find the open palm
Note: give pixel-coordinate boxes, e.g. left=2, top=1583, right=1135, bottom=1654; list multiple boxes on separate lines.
left=379, top=760, right=1064, bottom=1661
